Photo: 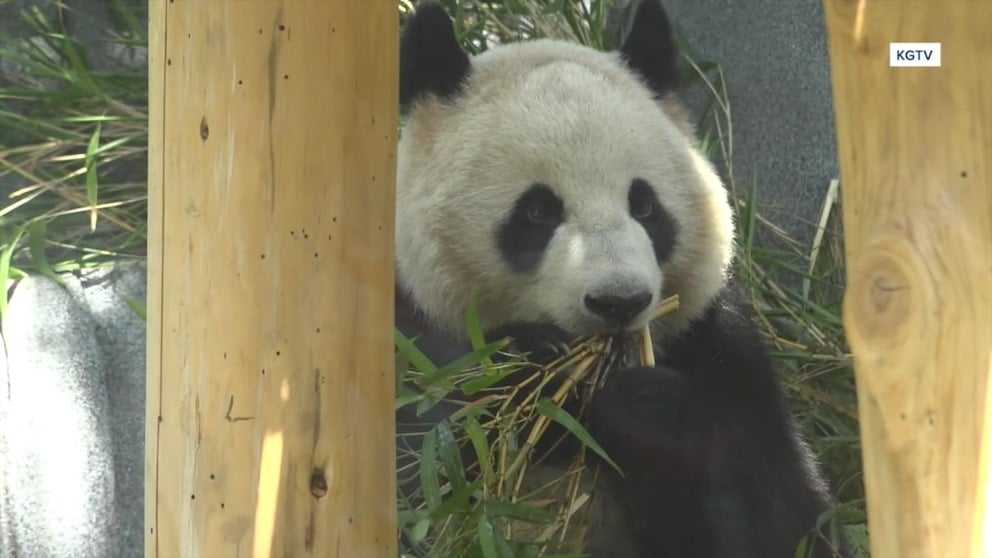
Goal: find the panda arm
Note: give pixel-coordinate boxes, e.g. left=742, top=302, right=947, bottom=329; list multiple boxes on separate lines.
left=394, top=288, right=576, bottom=479
left=588, top=284, right=844, bottom=558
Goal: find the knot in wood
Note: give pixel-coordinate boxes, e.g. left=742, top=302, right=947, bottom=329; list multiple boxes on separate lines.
left=844, top=236, right=929, bottom=355
left=310, top=470, right=328, bottom=498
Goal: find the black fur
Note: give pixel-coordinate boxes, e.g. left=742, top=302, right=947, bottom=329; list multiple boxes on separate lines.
left=399, top=1, right=472, bottom=114
left=589, top=280, right=846, bottom=557
left=629, top=178, right=679, bottom=264
left=619, top=0, right=682, bottom=96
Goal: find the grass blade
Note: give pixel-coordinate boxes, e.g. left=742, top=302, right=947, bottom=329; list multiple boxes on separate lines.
left=27, top=219, right=63, bottom=286
left=84, top=121, right=102, bottom=230
left=536, top=400, right=621, bottom=475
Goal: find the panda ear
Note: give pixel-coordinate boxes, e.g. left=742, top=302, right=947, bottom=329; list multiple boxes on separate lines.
left=618, top=0, right=680, bottom=96
left=399, top=2, right=472, bottom=114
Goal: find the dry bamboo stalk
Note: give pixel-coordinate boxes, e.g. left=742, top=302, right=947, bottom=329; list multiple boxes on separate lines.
left=499, top=294, right=682, bottom=552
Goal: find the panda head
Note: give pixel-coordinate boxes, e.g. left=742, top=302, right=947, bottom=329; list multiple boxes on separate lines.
left=396, top=0, right=735, bottom=340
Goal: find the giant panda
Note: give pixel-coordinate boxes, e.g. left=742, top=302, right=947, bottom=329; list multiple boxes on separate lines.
left=393, top=1, right=847, bottom=557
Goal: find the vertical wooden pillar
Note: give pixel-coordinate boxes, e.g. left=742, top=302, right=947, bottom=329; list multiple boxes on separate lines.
left=824, top=1, right=992, bottom=556
left=146, top=1, right=398, bottom=556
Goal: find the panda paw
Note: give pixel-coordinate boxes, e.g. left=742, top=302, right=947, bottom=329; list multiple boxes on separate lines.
left=485, top=322, right=575, bottom=365
left=587, top=366, right=694, bottom=451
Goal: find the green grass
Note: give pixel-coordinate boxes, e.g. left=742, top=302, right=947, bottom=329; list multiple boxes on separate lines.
left=0, top=1, right=866, bottom=557
left=0, top=0, right=148, bottom=317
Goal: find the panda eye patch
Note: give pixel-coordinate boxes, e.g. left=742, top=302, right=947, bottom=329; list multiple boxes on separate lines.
left=628, top=178, right=679, bottom=264
left=628, top=181, right=658, bottom=221
left=630, top=199, right=653, bottom=220
left=526, top=203, right=556, bottom=225
left=520, top=185, right=564, bottom=226
left=497, top=183, right=564, bottom=273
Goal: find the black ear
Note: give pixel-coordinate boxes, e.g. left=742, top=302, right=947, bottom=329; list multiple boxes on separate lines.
left=399, top=2, right=472, bottom=114
left=618, top=0, right=680, bottom=96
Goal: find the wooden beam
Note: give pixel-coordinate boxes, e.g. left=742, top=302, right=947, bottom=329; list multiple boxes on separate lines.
left=823, top=1, right=992, bottom=556
left=146, top=1, right=398, bottom=556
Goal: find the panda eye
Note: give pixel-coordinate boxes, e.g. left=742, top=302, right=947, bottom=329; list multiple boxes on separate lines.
left=512, top=183, right=563, bottom=228
left=630, top=200, right=653, bottom=220
left=527, top=204, right=552, bottom=224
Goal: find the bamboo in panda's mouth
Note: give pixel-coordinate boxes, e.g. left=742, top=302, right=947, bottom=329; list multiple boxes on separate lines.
left=500, top=294, right=681, bottom=545
left=507, top=294, right=681, bottom=487
left=553, top=293, right=680, bottom=390
left=537, top=293, right=678, bottom=399
left=639, top=293, right=680, bottom=367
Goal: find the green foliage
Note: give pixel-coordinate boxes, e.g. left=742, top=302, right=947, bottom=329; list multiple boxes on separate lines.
left=396, top=318, right=600, bottom=558
left=0, top=0, right=148, bottom=318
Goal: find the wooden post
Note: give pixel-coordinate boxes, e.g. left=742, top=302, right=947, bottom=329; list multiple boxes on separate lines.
left=146, top=1, right=398, bottom=557
left=823, top=1, right=992, bottom=556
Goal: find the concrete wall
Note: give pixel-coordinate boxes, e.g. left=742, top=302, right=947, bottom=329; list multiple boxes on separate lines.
left=665, top=0, right=839, bottom=250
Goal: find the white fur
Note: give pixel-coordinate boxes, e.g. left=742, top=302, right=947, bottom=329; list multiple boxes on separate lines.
left=396, top=38, right=735, bottom=342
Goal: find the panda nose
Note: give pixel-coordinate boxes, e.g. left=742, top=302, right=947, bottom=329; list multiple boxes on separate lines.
left=584, top=292, right=653, bottom=325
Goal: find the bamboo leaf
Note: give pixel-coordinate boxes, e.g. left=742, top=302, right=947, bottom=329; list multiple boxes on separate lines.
left=536, top=400, right=622, bottom=475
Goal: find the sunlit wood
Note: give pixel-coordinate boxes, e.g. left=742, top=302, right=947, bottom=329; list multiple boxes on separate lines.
left=824, top=0, right=992, bottom=556
left=146, top=1, right=398, bottom=556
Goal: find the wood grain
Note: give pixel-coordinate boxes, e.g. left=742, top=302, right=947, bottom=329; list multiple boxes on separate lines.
left=823, top=1, right=992, bottom=556
left=146, top=1, right=398, bottom=556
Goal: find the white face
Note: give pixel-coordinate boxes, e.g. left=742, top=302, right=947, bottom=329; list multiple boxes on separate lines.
left=397, top=39, right=735, bottom=339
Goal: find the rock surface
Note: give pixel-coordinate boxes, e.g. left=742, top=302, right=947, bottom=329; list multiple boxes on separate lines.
left=0, top=264, right=146, bottom=558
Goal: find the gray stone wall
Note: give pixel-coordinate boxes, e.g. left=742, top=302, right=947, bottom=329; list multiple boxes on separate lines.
left=664, top=0, right=839, bottom=249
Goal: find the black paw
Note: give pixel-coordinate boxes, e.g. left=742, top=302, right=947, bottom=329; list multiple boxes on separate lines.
left=587, top=366, right=696, bottom=454
left=485, top=322, right=575, bottom=365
